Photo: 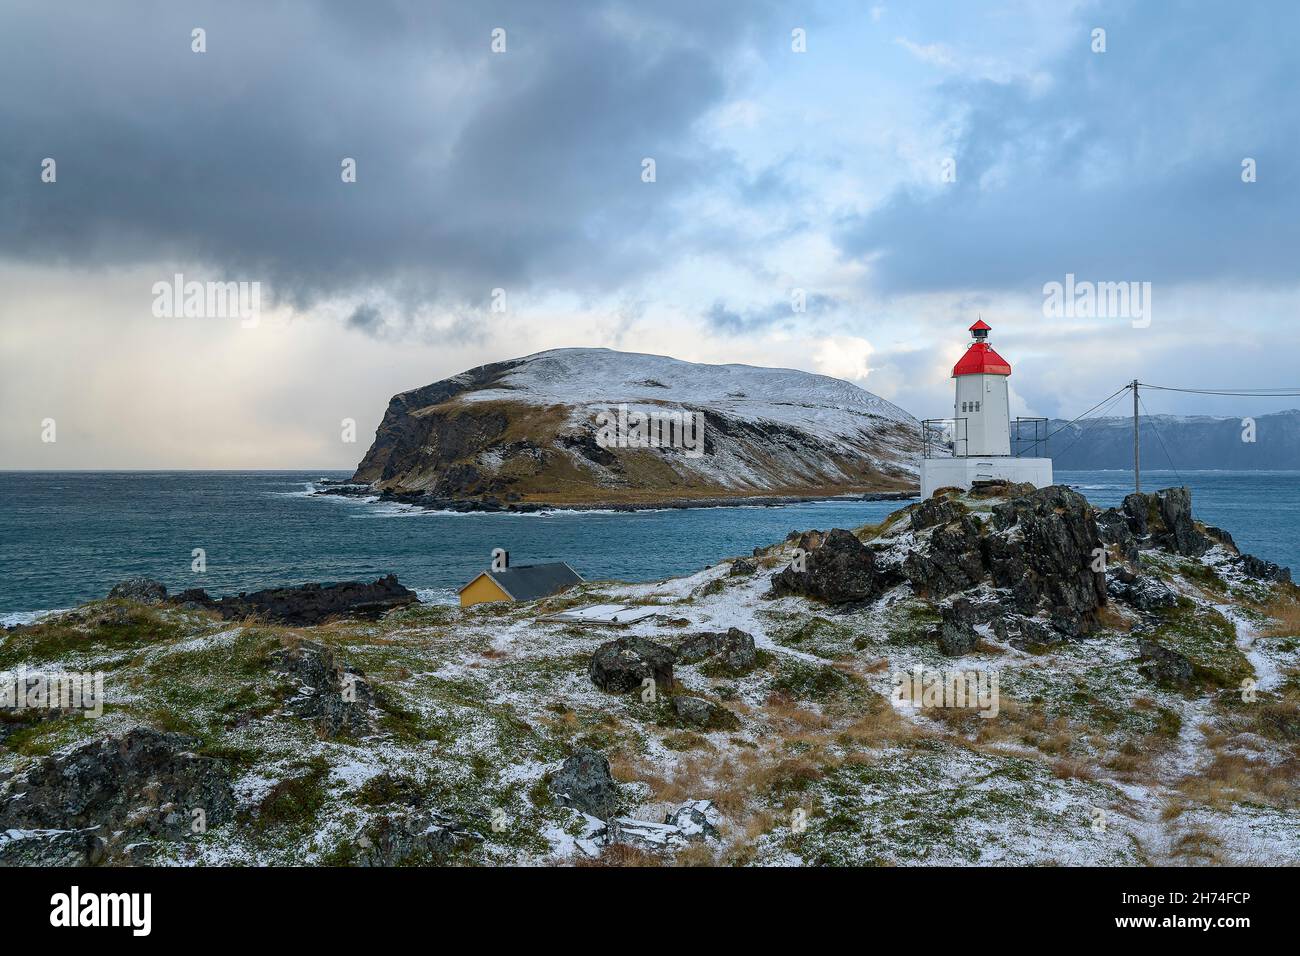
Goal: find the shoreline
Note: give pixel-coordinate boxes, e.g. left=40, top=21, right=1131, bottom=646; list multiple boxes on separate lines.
left=313, top=481, right=919, bottom=514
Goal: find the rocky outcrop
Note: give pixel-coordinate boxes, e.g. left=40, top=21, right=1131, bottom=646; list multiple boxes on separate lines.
left=1122, top=488, right=1211, bottom=557
left=589, top=637, right=676, bottom=693
left=768, top=529, right=889, bottom=604
left=270, top=639, right=378, bottom=738
left=0, top=728, right=234, bottom=847
left=173, top=575, right=417, bottom=625
left=1234, top=553, right=1292, bottom=584
left=108, top=578, right=168, bottom=603
left=674, top=627, right=757, bottom=673
left=350, top=810, right=480, bottom=866
left=0, top=827, right=106, bottom=867
left=550, top=748, right=620, bottom=818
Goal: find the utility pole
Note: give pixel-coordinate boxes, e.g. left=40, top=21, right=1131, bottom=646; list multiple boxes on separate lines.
left=1132, top=380, right=1140, bottom=494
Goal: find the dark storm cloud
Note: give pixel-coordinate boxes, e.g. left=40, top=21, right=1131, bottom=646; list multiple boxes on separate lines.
left=838, top=0, right=1300, bottom=295
left=0, top=0, right=782, bottom=312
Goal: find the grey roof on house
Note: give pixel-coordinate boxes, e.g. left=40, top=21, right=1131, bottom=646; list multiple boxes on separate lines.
left=471, top=562, right=583, bottom=601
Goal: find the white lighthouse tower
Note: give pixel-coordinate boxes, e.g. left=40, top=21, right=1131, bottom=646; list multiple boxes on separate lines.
left=919, top=320, right=1053, bottom=498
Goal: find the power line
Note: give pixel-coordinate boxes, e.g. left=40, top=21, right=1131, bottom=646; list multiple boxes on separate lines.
left=1137, top=393, right=1185, bottom=486
left=1139, top=383, right=1300, bottom=397
left=1041, top=383, right=1133, bottom=444
left=1049, top=387, right=1131, bottom=462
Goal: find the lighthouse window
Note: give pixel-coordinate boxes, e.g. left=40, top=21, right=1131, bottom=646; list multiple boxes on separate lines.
left=974, top=401, right=981, bottom=412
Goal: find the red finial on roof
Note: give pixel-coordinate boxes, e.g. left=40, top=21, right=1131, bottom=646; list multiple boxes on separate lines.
left=953, top=318, right=1011, bottom=377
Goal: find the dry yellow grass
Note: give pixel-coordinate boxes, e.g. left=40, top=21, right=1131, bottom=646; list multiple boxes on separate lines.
left=1262, top=592, right=1300, bottom=637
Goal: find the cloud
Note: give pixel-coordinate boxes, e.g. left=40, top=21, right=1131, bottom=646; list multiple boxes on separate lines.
left=0, top=0, right=785, bottom=317
left=838, top=0, right=1300, bottom=295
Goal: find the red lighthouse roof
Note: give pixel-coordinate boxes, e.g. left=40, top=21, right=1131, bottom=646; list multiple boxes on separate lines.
left=952, top=320, right=1011, bottom=377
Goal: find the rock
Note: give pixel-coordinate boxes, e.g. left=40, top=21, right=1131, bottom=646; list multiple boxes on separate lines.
left=108, top=578, right=168, bottom=603
left=351, top=809, right=479, bottom=866
left=1204, top=526, right=1237, bottom=550
left=1138, top=639, right=1196, bottom=689
left=1095, top=508, right=1139, bottom=564
left=991, top=614, right=1059, bottom=649
left=729, top=558, right=757, bottom=577
left=550, top=748, right=620, bottom=818
left=589, top=637, right=676, bottom=693
left=1235, top=553, right=1292, bottom=584
left=936, top=597, right=981, bottom=656
left=768, top=528, right=885, bottom=604
left=910, top=497, right=966, bottom=532
left=985, top=485, right=1108, bottom=637
left=1107, top=571, right=1179, bottom=611
left=669, top=695, right=740, bottom=731
left=173, top=574, right=418, bottom=625
left=664, top=799, right=721, bottom=841
left=674, top=627, right=756, bottom=673
left=1123, top=487, right=1211, bottom=557
left=0, top=727, right=234, bottom=841
left=903, top=515, right=986, bottom=597
left=0, top=827, right=106, bottom=867
left=269, top=639, right=377, bottom=738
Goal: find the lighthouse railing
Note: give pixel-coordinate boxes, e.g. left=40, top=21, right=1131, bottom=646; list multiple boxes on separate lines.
left=1012, top=417, right=1049, bottom=458
left=921, top=417, right=967, bottom=458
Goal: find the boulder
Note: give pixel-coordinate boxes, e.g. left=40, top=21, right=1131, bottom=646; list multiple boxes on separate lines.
left=0, top=727, right=234, bottom=841
left=674, top=627, right=757, bottom=673
left=269, top=639, right=378, bottom=738
left=550, top=748, right=620, bottom=818
left=910, top=497, right=965, bottom=532
left=669, top=695, right=740, bottom=731
left=1138, top=638, right=1195, bottom=689
left=589, top=637, right=676, bottom=693
left=1107, top=569, right=1179, bottom=611
left=173, top=574, right=417, bottom=625
left=729, top=558, right=757, bottom=577
left=108, top=578, right=168, bottom=604
left=664, top=799, right=722, bottom=841
left=769, top=528, right=885, bottom=604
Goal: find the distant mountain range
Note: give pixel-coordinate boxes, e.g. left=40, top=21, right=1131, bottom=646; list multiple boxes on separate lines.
left=1037, top=410, right=1300, bottom=470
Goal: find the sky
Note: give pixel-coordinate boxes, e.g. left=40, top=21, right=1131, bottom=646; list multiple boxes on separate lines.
left=1, top=0, right=1297, bottom=469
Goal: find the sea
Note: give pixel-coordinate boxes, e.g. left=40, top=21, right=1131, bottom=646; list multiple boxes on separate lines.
left=2, top=470, right=1297, bottom=623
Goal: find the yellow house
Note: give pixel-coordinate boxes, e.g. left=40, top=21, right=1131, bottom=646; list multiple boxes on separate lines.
left=458, top=561, right=584, bottom=608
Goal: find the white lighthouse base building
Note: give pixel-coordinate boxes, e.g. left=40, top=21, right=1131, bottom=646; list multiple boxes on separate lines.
left=920, top=456, right=1053, bottom=500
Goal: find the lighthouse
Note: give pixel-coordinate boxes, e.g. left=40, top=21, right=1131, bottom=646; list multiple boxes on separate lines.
left=919, top=320, right=1053, bottom=498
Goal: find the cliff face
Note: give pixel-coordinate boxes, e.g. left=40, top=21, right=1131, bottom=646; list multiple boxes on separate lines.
left=351, top=348, right=922, bottom=505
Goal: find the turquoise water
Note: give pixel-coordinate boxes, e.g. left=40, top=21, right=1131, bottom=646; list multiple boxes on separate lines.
left=1, top=470, right=1295, bottom=620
